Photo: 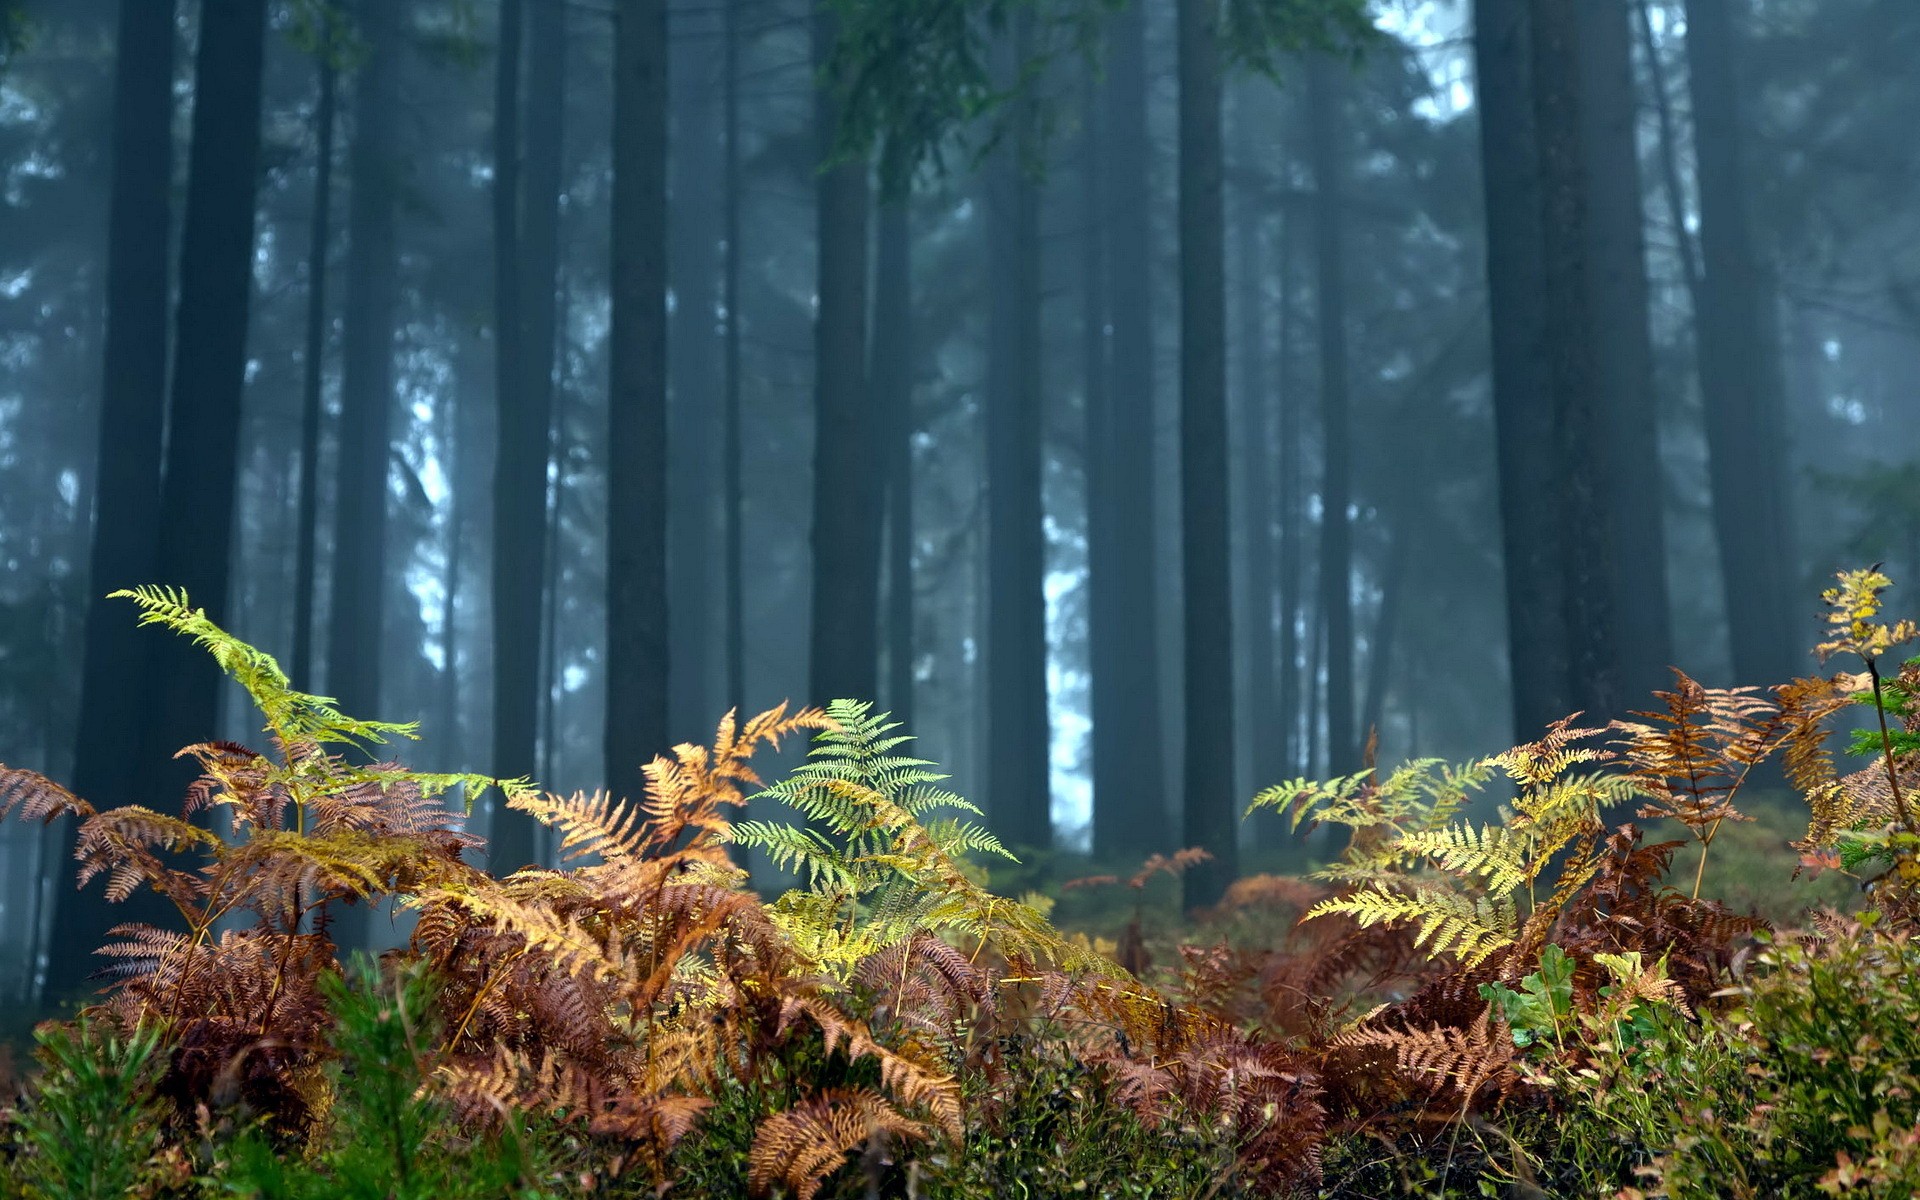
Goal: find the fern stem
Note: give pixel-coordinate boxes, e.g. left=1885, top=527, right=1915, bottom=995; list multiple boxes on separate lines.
left=1868, top=660, right=1918, bottom=838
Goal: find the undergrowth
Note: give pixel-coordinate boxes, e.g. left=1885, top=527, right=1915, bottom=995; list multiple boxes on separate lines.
left=1, top=570, right=1918, bottom=1197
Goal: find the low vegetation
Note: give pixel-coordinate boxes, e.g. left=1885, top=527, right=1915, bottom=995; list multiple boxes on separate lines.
left=3, top=570, right=1919, bottom=1197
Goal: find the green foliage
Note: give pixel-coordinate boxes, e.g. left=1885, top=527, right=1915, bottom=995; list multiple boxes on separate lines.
left=219, top=958, right=551, bottom=1200
left=3, top=1021, right=170, bottom=1200
left=1479, top=944, right=1574, bottom=1050
left=733, top=699, right=1100, bottom=978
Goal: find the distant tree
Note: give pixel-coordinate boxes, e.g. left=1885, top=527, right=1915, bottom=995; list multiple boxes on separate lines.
left=144, top=0, right=272, bottom=792
left=328, top=0, right=404, bottom=727
left=985, top=17, right=1051, bottom=852
left=292, top=7, right=341, bottom=692
left=806, top=2, right=880, bottom=711
left=1684, top=0, right=1802, bottom=686
left=55, top=0, right=178, bottom=1001
left=604, top=0, right=670, bottom=800
left=1088, top=0, right=1169, bottom=862
left=875, top=166, right=916, bottom=731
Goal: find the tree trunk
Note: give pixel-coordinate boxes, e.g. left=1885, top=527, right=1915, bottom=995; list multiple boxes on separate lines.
left=875, top=187, right=915, bottom=730
left=1089, top=0, right=1167, bottom=861
left=1177, top=0, right=1236, bottom=907
left=984, top=17, right=1050, bottom=852
left=1305, top=55, right=1355, bottom=775
left=1473, top=0, right=1570, bottom=740
left=605, top=0, right=670, bottom=798
left=1532, top=0, right=1621, bottom=721
left=1683, top=0, right=1801, bottom=685
left=292, top=33, right=338, bottom=692
left=1274, top=211, right=1302, bottom=782
left=721, top=0, right=745, bottom=720
left=1575, top=0, right=1672, bottom=701
left=327, top=0, right=403, bottom=727
left=145, top=0, right=271, bottom=800
left=54, top=0, right=178, bottom=1002
left=491, top=0, right=560, bottom=870
left=1235, top=167, right=1277, bottom=794
left=806, top=4, right=879, bottom=708
left=669, top=0, right=721, bottom=742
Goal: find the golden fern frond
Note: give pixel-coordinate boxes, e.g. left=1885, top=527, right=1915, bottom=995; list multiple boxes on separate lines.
left=1395, top=823, right=1528, bottom=893
left=1496, top=715, right=1612, bottom=787
left=747, top=1088, right=928, bottom=1200
left=1308, top=885, right=1516, bottom=967
left=779, top=995, right=963, bottom=1139
left=0, top=763, right=94, bottom=823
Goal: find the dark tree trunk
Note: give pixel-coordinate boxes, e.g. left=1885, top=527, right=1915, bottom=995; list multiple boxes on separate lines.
left=292, top=33, right=338, bottom=692
left=1089, top=0, right=1167, bottom=861
left=1177, top=0, right=1236, bottom=907
left=605, top=0, right=670, bottom=797
left=806, top=5, right=879, bottom=708
left=1235, top=179, right=1277, bottom=793
left=1636, top=0, right=1701, bottom=299
left=1575, top=0, right=1671, bottom=701
left=1473, top=0, right=1570, bottom=740
left=1683, top=0, right=1801, bottom=685
left=1274, top=212, right=1302, bottom=782
left=721, top=0, right=745, bottom=720
left=327, top=0, right=403, bottom=727
left=54, top=0, right=178, bottom=1001
left=1532, top=0, right=1621, bottom=721
left=669, top=0, right=721, bottom=742
left=875, top=189, right=915, bottom=730
left=1305, top=56, right=1355, bottom=775
left=145, top=0, right=271, bottom=799
left=984, top=18, right=1050, bottom=852
left=491, top=0, right=560, bottom=870
left=1360, top=531, right=1409, bottom=742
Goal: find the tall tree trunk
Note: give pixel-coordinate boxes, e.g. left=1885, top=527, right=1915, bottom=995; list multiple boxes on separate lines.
left=1575, top=0, right=1671, bottom=700
left=54, top=0, right=177, bottom=1002
left=806, top=5, right=879, bottom=708
left=721, top=0, right=745, bottom=720
left=1532, top=0, right=1621, bottom=721
left=984, top=17, right=1050, bottom=851
left=492, top=0, right=561, bottom=869
left=1177, top=0, right=1235, bottom=907
left=328, top=0, right=403, bottom=727
left=1473, top=0, right=1570, bottom=740
left=1360, top=530, right=1409, bottom=742
left=605, top=0, right=670, bottom=797
left=145, top=0, right=271, bottom=798
left=1089, top=0, right=1167, bottom=861
left=875, top=185, right=915, bottom=730
left=669, top=0, right=721, bottom=741
left=293, top=30, right=338, bottom=691
left=1683, top=0, right=1801, bottom=685
left=1274, top=211, right=1302, bottom=782
left=1305, top=56, right=1355, bottom=775
left=1235, top=174, right=1277, bottom=793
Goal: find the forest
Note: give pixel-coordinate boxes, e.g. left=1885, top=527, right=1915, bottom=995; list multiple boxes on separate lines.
left=2, top=0, right=1920, bottom=1195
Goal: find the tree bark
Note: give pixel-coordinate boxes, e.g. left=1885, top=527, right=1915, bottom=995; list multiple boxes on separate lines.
left=1683, top=0, right=1801, bottom=685
left=145, top=0, right=271, bottom=799
left=54, top=0, right=178, bottom=1001
left=491, top=0, right=561, bottom=870
left=1532, top=0, right=1621, bottom=721
left=292, top=30, right=338, bottom=692
left=1178, top=0, right=1236, bottom=907
left=605, top=0, right=671, bottom=799
left=721, top=0, right=745, bottom=720
left=875, top=188, right=916, bottom=730
left=1234, top=161, right=1277, bottom=794
left=327, top=0, right=403, bottom=728
left=984, top=16, right=1050, bottom=852
left=1089, top=0, right=1168, bottom=861
left=669, top=0, right=721, bottom=742
left=1575, top=0, right=1672, bottom=701
left=806, top=4, right=879, bottom=709
left=1305, top=55, right=1355, bottom=775
left=1473, top=0, right=1570, bottom=740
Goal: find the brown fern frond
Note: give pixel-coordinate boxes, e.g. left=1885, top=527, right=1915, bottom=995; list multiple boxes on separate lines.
left=73, top=807, right=219, bottom=906
left=1334, top=1008, right=1515, bottom=1103
left=0, top=764, right=94, bottom=823
left=747, top=1088, right=927, bottom=1200
left=1614, top=671, right=1763, bottom=838
left=778, top=995, right=963, bottom=1139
